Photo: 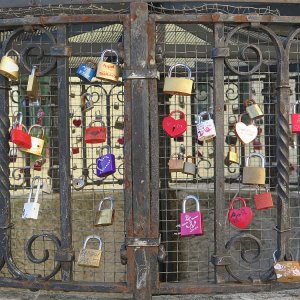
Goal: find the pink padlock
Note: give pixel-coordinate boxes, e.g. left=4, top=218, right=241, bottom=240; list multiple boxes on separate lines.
left=180, top=195, right=203, bottom=237
left=292, top=101, right=300, bottom=134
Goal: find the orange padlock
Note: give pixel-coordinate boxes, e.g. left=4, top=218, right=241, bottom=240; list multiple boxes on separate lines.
left=254, top=186, right=274, bottom=210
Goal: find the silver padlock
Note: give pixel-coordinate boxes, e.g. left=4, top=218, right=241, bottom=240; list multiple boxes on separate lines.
left=183, top=156, right=196, bottom=175
left=196, top=112, right=216, bottom=141
left=73, top=176, right=86, bottom=190
left=22, top=176, right=42, bottom=220
left=81, top=92, right=94, bottom=113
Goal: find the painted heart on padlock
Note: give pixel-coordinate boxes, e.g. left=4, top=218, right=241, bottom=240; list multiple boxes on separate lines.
left=73, top=119, right=82, bottom=127
left=97, top=155, right=111, bottom=172
left=162, top=111, right=187, bottom=138
left=228, top=196, right=253, bottom=229
left=235, top=122, right=258, bottom=144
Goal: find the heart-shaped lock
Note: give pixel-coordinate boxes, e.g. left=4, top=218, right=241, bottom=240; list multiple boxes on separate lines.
left=235, top=114, right=258, bottom=144
left=162, top=110, right=187, bottom=138
left=228, top=196, right=253, bottom=229
left=73, top=118, right=82, bottom=127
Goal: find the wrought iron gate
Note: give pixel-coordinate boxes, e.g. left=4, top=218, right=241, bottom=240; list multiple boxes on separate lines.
left=0, top=1, right=300, bottom=299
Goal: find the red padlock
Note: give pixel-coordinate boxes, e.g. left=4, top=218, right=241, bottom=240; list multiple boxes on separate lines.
left=228, top=196, right=253, bottom=229
left=10, top=113, right=32, bottom=149
left=33, top=157, right=46, bottom=171
left=254, top=187, right=274, bottom=210
left=292, top=101, right=300, bottom=133
left=162, top=110, right=187, bottom=138
left=85, top=120, right=106, bottom=144
left=72, top=146, right=80, bottom=154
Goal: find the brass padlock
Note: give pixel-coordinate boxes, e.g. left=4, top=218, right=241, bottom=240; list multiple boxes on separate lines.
left=226, top=145, right=239, bottom=165
left=95, top=196, right=115, bottom=226
left=21, top=125, right=45, bottom=156
left=168, top=154, right=184, bottom=172
left=163, top=63, right=193, bottom=96
left=114, top=116, right=124, bottom=130
left=96, top=49, right=120, bottom=82
left=183, top=155, right=196, bottom=175
left=27, top=65, right=39, bottom=99
left=242, top=152, right=266, bottom=185
left=81, top=92, right=94, bottom=113
left=0, top=49, right=19, bottom=80
left=77, top=235, right=103, bottom=268
left=245, top=99, right=264, bottom=119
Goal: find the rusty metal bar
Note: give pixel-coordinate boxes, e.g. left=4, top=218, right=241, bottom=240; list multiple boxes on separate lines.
left=56, top=24, right=73, bottom=281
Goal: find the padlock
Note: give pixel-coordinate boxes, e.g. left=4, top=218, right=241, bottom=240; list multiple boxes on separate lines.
left=77, top=235, right=103, bottom=267
left=117, top=136, right=124, bottom=145
left=72, top=145, right=80, bottom=155
left=76, top=60, right=96, bottom=82
left=183, top=156, right=196, bottom=175
left=81, top=92, right=94, bottom=113
left=41, top=177, right=52, bottom=194
left=291, top=101, right=300, bottom=134
left=96, top=49, right=120, bottom=82
left=174, top=135, right=184, bottom=142
left=162, top=110, right=187, bottom=138
left=27, top=65, right=39, bottom=99
left=228, top=116, right=237, bottom=128
left=225, top=145, right=239, bottom=166
left=243, top=152, right=266, bottom=185
left=225, top=130, right=238, bottom=145
left=180, top=195, right=203, bottom=236
left=163, top=63, right=193, bottom=96
left=196, top=112, right=216, bottom=141
left=227, top=196, right=253, bottom=229
left=10, top=112, right=32, bottom=149
left=114, top=116, right=124, bottom=130
left=0, top=49, right=19, bottom=80
left=73, top=176, right=86, bottom=190
left=253, top=137, right=262, bottom=150
left=95, top=197, right=115, bottom=226
left=244, top=99, right=264, bottom=119
left=96, top=145, right=116, bottom=177
left=85, top=120, right=106, bottom=144
left=168, top=154, right=184, bottom=172
left=273, top=251, right=300, bottom=283
left=9, top=148, right=18, bottom=163
left=21, top=125, right=45, bottom=156
left=22, top=176, right=42, bottom=220
left=208, top=148, right=214, bottom=159
left=33, top=157, right=46, bottom=171
left=232, top=104, right=239, bottom=114
left=235, top=113, right=258, bottom=144
left=254, top=186, right=274, bottom=210
left=73, top=118, right=82, bottom=127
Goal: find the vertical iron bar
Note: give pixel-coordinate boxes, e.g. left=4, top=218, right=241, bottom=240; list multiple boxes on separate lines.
left=212, top=22, right=226, bottom=283
left=56, top=25, right=73, bottom=281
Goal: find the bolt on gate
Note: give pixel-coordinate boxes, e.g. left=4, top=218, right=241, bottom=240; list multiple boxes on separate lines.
left=0, top=1, right=300, bottom=299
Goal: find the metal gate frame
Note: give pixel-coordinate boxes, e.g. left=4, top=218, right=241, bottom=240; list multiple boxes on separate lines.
left=0, top=2, right=299, bottom=300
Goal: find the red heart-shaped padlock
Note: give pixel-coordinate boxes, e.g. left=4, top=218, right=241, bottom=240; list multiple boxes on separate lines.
left=162, top=110, right=187, bottom=138
left=228, top=196, right=253, bottom=229
left=73, top=118, right=82, bottom=127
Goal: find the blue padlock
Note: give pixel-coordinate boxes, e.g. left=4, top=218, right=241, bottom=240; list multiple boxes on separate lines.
left=96, top=145, right=116, bottom=177
left=76, top=60, right=96, bottom=82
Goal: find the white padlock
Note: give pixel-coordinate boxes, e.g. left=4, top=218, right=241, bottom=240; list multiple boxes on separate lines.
left=196, top=112, right=216, bottom=141
left=22, top=176, right=41, bottom=220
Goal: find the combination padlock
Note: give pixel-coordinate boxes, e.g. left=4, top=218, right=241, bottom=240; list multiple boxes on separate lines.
left=22, top=176, right=42, bottom=220
left=0, top=49, right=19, bottom=80
left=21, top=125, right=45, bottom=156
left=96, top=49, right=120, bottom=82
left=254, top=186, right=274, bottom=210
left=10, top=112, right=32, bottom=149
left=85, top=120, right=106, bottom=144
left=183, top=156, right=196, bottom=175
left=96, top=145, right=116, bottom=177
left=244, top=99, right=264, bottom=119
left=168, top=153, right=184, bottom=172
left=243, top=152, right=266, bottom=185
left=81, top=92, right=94, bottom=113
left=180, top=195, right=203, bottom=236
left=27, top=65, right=39, bottom=99
left=77, top=235, right=103, bottom=267
left=76, top=59, right=96, bottom=82
left=163, top=63, right=193, bottom=96
left=292, top=101, right=300, bottom=134
left=196, top=112, right=216, bottom=141
left=114, top=116, right=124, bottom=130
left=95, top=197, right=115, bottom=226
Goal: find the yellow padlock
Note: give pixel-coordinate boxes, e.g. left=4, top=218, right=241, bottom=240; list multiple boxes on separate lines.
left=0, top=49, right=20, bottom=80
left=245, top=99, right=264, bottom=119
left=21, top=125, right=45, bottom=156
left=163, top=63, right=193, bottom=96
left=27, top=65, right=39, bottom=99
left=225, top=145, right=239, bottom=166
left=96, top=49, right=120, bottom=82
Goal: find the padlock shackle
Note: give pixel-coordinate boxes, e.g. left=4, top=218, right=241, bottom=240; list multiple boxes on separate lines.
left=182, top=195, right=200, bottom=213
left=171, top=153, right=183, bottom=160
left=100, top=49, right=119, bottom=64
left=28, top=124, right=44, bottom=139
left=83, top=235, right=103, bottom=250
left=31, top=65, right=37, bottom=76
left=5, top=49, right=20, bottom=60
left=168, top=63, right=192, bottom=79
left=81, top=92, right=93, bottom=105
left=197, top=111, right=212, bottom=123
left=238, top=113, right=255, bottom=124
left=255, top=184, right=269, bottom=194
left=245, top=152, right=265, bottom=168
left=292, top=100, right=300, bottom=114
left=185, top=155, right=195, bottom=163
left=229, top=196, right=247, bottom=210
left=13, top=112, right=23, bottom=128
left=244, top=99, right=257, bottom=107
left=169, top=110, right=185, bottom=120
left=98, top=145, right=111, bottom=155
left=98, top=196, right=114, bottom=211
left=27, top=176, right=42, bottom=204
left=88, top=119, right=105, bottom=128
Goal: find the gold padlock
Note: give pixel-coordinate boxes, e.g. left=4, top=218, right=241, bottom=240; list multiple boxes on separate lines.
left=168, top=154, right=184, bottom=172
left=96, top=49, right=120, bottom=82
left=77, top=235, right=103, bottom=268
left=27, top=65, right=39, bottom=99
left=21, top=125, right=45, bottom=156
left=183, top=155, right=196, bottom=175
left=244, top=99, right=264, bottom=119
left=242, top=152, right=266, bottom=185
left=95, top=196, right=115, bottom=226
left=163, top=63, right=193, bottom=96
left=0, top=49, right=20, bottom=80
left=226, top=145, right=239, bottom=165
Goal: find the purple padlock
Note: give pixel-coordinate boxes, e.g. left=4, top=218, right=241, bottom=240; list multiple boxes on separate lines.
left=180, top=195, right=203, bottom=237
left=96, top=145, right=116, bottom=177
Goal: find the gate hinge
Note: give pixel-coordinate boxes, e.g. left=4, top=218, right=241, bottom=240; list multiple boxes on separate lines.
left=211, top=254, right=231, bottom=266
left=123, top=69, right=160, bottom=80
left=50, top=46, right=72, bottom=57
left=211, top=47, right=230, bottom=58
left=55, top=249, right=75, bottom=262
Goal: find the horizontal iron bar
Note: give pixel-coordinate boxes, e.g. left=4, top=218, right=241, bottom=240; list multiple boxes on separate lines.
left=126, top=236, right=161, bottom=247
left=123, top=69, right=160, bottom=80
